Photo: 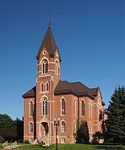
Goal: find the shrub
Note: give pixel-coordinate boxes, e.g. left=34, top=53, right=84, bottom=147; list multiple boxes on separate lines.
left=0, top=136, right=4, bottom=143
left=23, top=140, right=30, bottom=144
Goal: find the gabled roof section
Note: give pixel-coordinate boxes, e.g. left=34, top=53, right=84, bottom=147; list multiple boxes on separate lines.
left=22, top=86, right=36, bottom=98
left=54, top=80, right=98, bottom=99
left=36, top=25, right=60, bottom=61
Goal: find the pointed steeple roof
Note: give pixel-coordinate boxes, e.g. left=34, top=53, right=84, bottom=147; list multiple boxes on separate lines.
left=36, top=25, right=60, bottom=60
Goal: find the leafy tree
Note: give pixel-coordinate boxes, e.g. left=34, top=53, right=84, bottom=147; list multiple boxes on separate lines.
left=0, top=114, right=13, bottom=128
left=106, top=87, right=125, bottom=143
left=0, top=114, right=17, bottom=142
left=0, top=122, right=17, bottom=142
left=0, top=114, right=24, bottom=142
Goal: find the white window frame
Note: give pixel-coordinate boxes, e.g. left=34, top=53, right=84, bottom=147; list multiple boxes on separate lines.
left=61, top=121, right=66, bottom=133
left=61, top=138, right=65, bottom=144
left=29, top=122, right=33, bottom=133
left=42, top=59, right=48, bottom=74
left=29, top=101, right=34, bottom=117
left=61, top=98, right=66, bottom=115
left=42, top=97, right=47, bottom=115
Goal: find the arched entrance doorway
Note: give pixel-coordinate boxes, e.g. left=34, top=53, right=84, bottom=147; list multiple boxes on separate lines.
left=41, top=122, right=49, bottom=136
left=38, top=121, right=49, bottom=145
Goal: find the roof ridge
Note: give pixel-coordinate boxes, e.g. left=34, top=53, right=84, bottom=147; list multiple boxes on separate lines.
left=54, top=80, right=98, bottom=99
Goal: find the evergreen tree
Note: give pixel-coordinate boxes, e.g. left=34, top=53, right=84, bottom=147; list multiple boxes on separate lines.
left=106, top=87, right=125, bottom=143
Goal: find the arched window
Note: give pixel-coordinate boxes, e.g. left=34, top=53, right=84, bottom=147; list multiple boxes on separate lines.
left=42, top=97, right=47, bottom=115
left=61, top=121, right=66, bottom=133
left=81, top=101, right=85, bottom=116
left=42, top=59, right=48, bottom=74
left=61, top=99, right=66, bottom=115
left=29, top=101, right=34, bottom=116
left=29, top=123, right=33, bottom=132
left=55, top=60, right=58, bottom=75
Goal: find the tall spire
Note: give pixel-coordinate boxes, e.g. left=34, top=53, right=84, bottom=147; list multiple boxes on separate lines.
left=36, top=25, right=61, bottom=61
left=36, top=10, right=61, bottom=61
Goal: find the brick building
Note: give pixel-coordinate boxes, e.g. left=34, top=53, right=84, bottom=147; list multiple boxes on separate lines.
left=23, top=25, right=104, bottom=145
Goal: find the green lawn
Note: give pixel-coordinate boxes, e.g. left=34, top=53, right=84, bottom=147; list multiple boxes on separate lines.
left=0, top=144, right=3, bottom=149
left=15, top=144, right=125, bottom=150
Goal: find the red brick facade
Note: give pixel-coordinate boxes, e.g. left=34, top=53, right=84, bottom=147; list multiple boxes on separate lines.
left=23, top=25, right=104, bottom=145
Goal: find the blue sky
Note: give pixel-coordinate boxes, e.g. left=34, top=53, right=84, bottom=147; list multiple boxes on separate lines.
left=0, top=0, right=124, bottom=119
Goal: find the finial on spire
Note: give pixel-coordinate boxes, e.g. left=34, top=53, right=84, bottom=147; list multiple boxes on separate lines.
left=48, top=8, right=51, bottom=26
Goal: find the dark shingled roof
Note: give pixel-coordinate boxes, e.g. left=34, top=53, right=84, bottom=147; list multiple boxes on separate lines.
left=23, top=81, right=98, bottom=99
left=36, top=25, right=61, bottom=61
left=22, top=86, right=36, bottom=98
left=54, top=80, right=98, bottom=99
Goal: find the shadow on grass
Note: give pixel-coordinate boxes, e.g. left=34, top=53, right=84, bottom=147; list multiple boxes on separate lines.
left=40, top=144, right=56, bottom=150
left=40, top=145, right=50, bottom=150
left=94, top=145, right=124, bottom=150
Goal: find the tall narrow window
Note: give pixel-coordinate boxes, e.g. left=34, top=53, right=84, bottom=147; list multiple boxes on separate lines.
left=29, top=101, right=34, bottom=116
left=29, top=123, right=33, bottom=132
left=61, top=99, right=66, bottom=115
left=81, top=101, right=85, bottom=116
left=46, top=83, right=49, bottom=91
left=61, top=121, right=66, bottom=133
left=41, top=84, right=44, bottom=92
left=42, top=97, right=47, bottom=115
left=42, top=59, right=48, bottom=74
left=55, top=61, right=58, bottom=75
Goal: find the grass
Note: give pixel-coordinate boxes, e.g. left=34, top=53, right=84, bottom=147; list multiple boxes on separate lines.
left=15, top=144, right=125, bottom=150
left=0, top=144, right=3, bottom=149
